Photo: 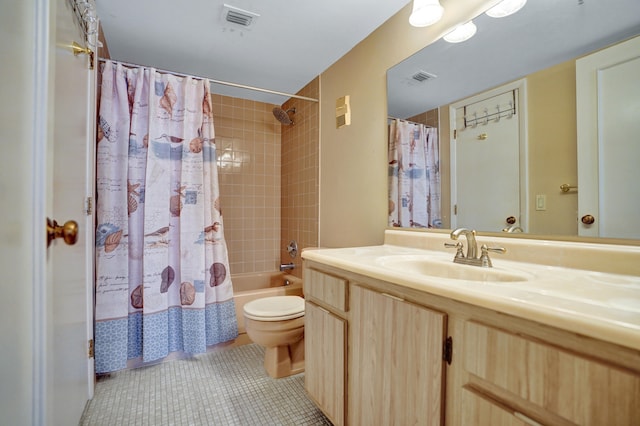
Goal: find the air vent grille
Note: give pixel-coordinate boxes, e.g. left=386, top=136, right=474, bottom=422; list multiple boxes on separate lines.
left=226, top=10, right=253, bottom=26
left=223, top=4, right=260, bottom=28
left=412, top=70, right=437, bottom=82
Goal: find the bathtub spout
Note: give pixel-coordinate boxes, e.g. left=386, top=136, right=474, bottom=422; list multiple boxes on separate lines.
left=279, top=262, right=295, bottom=272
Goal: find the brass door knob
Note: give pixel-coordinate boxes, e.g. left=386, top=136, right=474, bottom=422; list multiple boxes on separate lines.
left=506, top=216, right=517, bottom=225
left=581, top=214, right=595, bottom=225
left=47, top=218, right=79, bottom=247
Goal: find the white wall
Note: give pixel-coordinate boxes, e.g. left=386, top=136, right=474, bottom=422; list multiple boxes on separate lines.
left=0, top=1, right=38, bottom=424
left=0, top=0, right=55, bottom=424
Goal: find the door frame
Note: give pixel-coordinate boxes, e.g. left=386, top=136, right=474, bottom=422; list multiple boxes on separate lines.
left=32, top=0, right=53, bottom=423
left=449, top=78, right=529, bottom=231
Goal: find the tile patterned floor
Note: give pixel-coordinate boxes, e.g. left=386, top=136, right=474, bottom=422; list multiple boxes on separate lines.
left=80, top=343, right=332, bottom=425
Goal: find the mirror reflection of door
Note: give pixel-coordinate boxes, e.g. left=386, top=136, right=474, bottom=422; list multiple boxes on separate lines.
left=450, top=80, right=526, bottom=232
left=576, top=35, right=640, bottom=239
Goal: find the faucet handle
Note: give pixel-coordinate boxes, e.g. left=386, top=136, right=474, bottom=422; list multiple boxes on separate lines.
left=444, top=242, right=464, bottom=259
left=479, top=244, right=506, bottom=267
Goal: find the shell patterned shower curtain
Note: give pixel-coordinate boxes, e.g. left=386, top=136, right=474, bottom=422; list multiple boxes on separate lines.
left=95, top=61, right=237, bottom=373
left=388, top=119, right=442, bottom=228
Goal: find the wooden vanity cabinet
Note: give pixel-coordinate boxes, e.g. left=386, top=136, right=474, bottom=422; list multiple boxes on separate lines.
left=304, top=265, right=448, bottom=426
left=305, top=302, right=346, bottom=425
left=303, top=261, right=640, bottom=426
left=460, top=387, right=531, bottom=426
left=304, top=268, right=349, bottom=426
left=349, top=284, right=447, bottom=425
left=463, top=321, right=640, bottom=426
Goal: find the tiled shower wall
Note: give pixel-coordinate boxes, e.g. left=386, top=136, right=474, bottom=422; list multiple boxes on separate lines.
left=211, top=95, right=282, bottom=275
left=280, top=78, right=320, bottom=277
left=408, top=107, right=439, bottom=128
left=210, top=77, right=319, bottom=277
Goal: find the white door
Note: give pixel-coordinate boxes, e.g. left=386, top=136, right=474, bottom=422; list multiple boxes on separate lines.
left=450, top=81, right=527, bottom=232
left=49, top=0, right=96, bottom=423
left=576, top=35, right=640, bottom=239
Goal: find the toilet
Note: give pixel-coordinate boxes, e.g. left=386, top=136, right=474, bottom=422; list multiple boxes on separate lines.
left=243, top=295, right=305, bottom=379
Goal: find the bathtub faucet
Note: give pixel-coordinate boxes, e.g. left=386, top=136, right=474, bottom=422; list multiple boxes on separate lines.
left=279, top=262, right=295, bottom=272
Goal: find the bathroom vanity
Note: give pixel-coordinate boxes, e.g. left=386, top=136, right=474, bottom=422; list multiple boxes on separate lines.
left=302, top=230, right=640, bottom=426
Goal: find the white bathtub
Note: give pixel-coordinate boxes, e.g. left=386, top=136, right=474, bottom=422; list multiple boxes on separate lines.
left=232, top=272, right=303, bottom=334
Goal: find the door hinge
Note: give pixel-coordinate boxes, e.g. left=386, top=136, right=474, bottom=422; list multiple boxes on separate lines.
left=453, top=129, right=457, bottom=139
left=85, top=196, right=93, bottom=215
left=443, top=336, right=453, bottom=365
left=88, top=339, right=94, bottom=358
left=454, top=204, right=458, bottom=215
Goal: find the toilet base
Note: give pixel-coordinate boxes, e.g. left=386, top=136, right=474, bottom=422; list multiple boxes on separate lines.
left=264, top=338, right=305, bottom=379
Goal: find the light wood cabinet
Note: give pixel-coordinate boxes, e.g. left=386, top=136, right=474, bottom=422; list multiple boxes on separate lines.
left=305, top=301, right=346, bottom=426
left=464, top=321, right=640, bottom=426
left=460, top=387, right=530, bottom=426
left=303, top=267, right=349, bottom=425
left=303, top=260, right=640, bottom=426
left=349, top=284, right=447, bottom=425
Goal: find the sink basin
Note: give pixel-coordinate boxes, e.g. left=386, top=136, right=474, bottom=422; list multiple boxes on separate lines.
left=376, top=255, right=532, bottom=283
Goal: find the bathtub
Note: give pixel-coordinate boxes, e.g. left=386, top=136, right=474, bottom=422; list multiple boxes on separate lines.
left=232, top=272, right=303, bottom=334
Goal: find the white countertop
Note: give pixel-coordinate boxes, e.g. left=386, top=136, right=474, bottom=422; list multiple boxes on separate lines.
left=302, top=241, right=640, bottom=352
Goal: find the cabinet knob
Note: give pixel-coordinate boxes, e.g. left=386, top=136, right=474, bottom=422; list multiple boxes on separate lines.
left=506, top=216, right=517, bottom=225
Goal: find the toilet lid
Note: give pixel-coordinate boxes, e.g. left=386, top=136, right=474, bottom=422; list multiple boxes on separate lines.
left=243, top=296, right=305, bottom=321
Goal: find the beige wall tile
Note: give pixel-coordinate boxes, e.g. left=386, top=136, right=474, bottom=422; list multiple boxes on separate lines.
left=215, top=94, right=282, bottom=275
left=280, top=78, right=320, bottom=277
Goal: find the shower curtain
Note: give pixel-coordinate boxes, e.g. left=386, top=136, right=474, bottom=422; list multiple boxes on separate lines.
left=94, top=61, right=238, bottom=373
left=388, top=119, right=442, bottom=228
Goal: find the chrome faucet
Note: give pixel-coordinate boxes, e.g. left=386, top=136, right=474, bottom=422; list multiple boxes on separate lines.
left=279, top=262, right=295, bottom=272
left=446, top=227, right=506, bottom=267
left=449, top=228, right=478, bottom=259
left=502, top=225, right=523, bottom=233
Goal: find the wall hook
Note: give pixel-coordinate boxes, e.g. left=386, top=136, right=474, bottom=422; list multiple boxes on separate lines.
left=70, top=41, right=94, bottom=69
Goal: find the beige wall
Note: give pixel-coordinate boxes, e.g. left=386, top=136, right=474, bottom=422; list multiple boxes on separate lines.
left=527, top=60, right=578, bottom=235
left=281, top=78, right=320, bottom=277
left=318, top=0, right=499, bottom=248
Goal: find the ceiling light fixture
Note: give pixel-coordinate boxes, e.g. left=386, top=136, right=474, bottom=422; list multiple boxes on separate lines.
left=409, top=0, right=444, bottom=27
left=443, top=20, right=477, bottom=43
left=485, top=0, right=527, bottom=18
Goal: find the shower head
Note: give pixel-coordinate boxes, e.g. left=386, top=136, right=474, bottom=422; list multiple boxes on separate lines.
left=272, top=107, right=296, bottom=125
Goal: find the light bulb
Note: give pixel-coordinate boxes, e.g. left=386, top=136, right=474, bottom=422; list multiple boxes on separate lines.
left=409, top=0, right=444, bottom=27
left=443, top=21, right=477, bottom=43
left=486, top=0, right=527, bottom=18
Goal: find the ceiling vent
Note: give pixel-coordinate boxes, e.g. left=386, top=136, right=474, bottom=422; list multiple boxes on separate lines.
left=223, top=4, right=260, bottom=28
left=411, top=70, right=437, bottom=82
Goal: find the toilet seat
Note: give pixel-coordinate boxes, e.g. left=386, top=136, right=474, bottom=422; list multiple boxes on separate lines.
left=243, top=296, right=305, bottom=321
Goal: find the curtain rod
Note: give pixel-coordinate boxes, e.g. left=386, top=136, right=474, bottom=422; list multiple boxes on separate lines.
left=98, top=58, right=319, bottom=103
left=387, top=116, right=433, bottom=127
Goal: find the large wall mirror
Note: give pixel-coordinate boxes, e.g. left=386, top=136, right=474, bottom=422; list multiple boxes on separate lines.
left=387, top=0, right=640, bottom=244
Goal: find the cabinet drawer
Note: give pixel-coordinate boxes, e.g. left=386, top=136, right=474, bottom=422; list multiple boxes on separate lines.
left=304, top=268, right=348, bottom=313
left=464, top=321, right=640, bottom=425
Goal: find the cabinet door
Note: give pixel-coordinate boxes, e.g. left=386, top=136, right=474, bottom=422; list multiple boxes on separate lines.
left=461, top=388, right=531, bottom=426
left=465, top=321, right=640, bottom=425
left=350, top=285, right=447, bottom=425
left=305, top=301, right=346, bottom=426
